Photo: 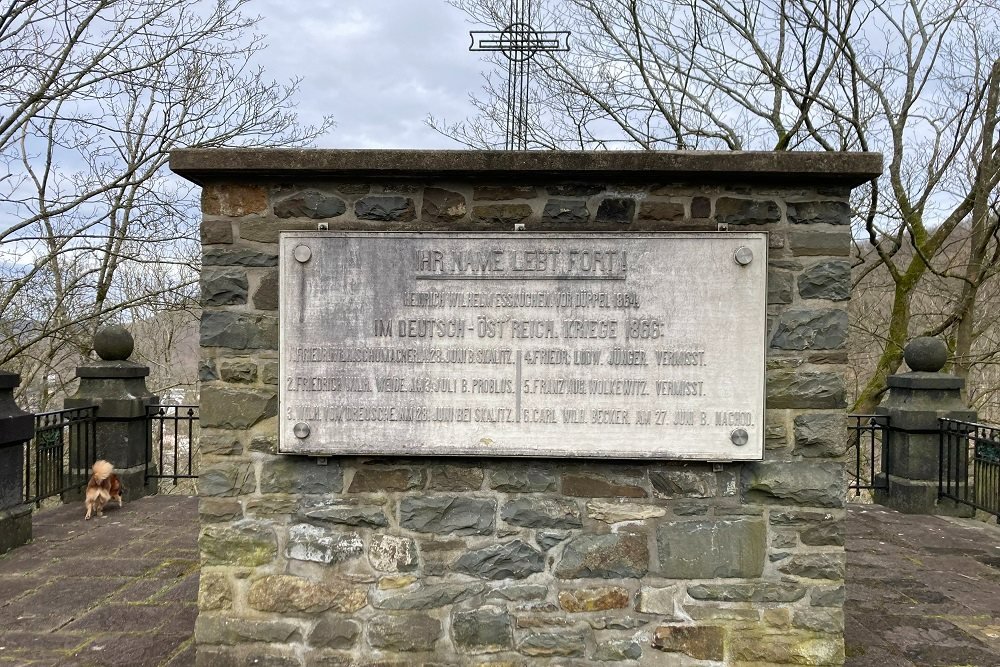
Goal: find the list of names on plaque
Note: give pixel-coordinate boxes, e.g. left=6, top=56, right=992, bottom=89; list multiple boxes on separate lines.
left=279, top=232, right=767, bottom=460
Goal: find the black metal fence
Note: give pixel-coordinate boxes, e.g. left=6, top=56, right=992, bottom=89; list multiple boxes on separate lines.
left=940, top=418, right=1000, bottom=518
left=146, top=404, right=200, bottom=487
left=25, top=406, right=97, bottom=506
left=847, top=414, right=890, bottom=497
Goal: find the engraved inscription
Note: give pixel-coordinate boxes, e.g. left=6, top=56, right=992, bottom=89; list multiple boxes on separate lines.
left=279, top=232, right=767, bottom=460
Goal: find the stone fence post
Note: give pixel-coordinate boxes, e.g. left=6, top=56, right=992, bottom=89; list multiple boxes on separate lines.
left=0, top=370, right=33, bottom=552
left=876, top=337, right=975, bottom=515
left=64, top=325, right=160, bottom=500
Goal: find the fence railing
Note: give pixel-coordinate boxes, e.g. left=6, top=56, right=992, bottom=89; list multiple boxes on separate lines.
left=24, top=406, right=98, bottom=506
left=847, top=414, right=890, bottom=498
left=146, top=404, right=200, bottom=488
left=940, top=418, right=1000, bottom=518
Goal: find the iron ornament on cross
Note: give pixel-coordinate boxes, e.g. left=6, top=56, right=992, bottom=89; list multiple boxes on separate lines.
left=470, top=0, right=570, bottom=150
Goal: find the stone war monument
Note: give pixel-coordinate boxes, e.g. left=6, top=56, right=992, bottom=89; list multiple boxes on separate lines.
left=170, top=149, right=881, bottom=666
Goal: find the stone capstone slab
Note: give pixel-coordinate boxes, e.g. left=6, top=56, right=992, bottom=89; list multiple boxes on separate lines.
left=273, top=190, right=346, bottom=219
left=500, top=498, right=582, bottom=529
left=399, top=496, right=496, bottom=535
left=285, top=524, right=363, bottom=564
left=200, top=520, right=277, bottom=567
left=657, top=519, right=766, bottom=578
left=771, top=309, right=849, bottom=350
left=451, top=606, right=513, bottom=654
left=367, top=613, right=441, bottom=651
left=247, top=575, right=367, bottom=614
left=555, top=533, right=648, bottom=579
left=454, top=539, right=545, bottom=579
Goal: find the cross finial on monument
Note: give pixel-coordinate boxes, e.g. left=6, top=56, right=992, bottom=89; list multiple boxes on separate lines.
left=470, top=0, right=570, bottom=150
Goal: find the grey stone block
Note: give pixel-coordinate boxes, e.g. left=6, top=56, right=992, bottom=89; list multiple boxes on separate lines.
left=543, top=199, right=590, bottom=223
left=501, top=497, right=582, bottom=529
left=200, top=311, right=278, bottom=349
left=451, top=606, right=513, bottom=653
left=454, top=539, right=545, bottom=579
left=273, top=190, right=346, bottom=219
left=657, top=519, right=765, bottom=578
left=798, top=260, right=851, bottom=300
left=355, top=196, right=415, bottom=221
left=771, top=309, right=849, bottom=350
left=201, top=270, right=248, bottom=306
left=743, top=460, right=845, bottom=507
left=399, top=496, right=496, bottom=535
left=555, top=533, right=648, bottom=578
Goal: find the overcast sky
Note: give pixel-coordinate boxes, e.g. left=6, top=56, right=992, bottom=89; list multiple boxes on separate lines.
left=252, top=0, right=487, bottom=149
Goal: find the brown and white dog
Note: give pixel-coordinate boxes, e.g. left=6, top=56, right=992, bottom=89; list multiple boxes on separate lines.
left=84, top=460, right=124, bottom=520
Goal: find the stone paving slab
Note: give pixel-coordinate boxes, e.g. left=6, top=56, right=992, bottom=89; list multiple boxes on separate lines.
left=0, top=496, right=198, bottom=667
left=846, top=504, right=1000, bottom=666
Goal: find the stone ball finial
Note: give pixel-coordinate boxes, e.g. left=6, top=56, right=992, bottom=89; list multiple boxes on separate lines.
left=904, top=336, right=948, bottom=373
left=93, top=325, right=134, bottom=361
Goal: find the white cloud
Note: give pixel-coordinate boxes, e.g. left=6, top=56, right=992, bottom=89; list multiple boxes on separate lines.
left=252, top=0, right=489, bottom=148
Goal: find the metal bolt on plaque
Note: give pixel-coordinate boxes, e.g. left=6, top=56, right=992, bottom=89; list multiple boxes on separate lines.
left=730, top=428, right=749, bottom=446
left=734, top=246, right=754, bottom=266
left=293, top=422, right=311, bottom=439
left=293, top=245, right=312, bottom=263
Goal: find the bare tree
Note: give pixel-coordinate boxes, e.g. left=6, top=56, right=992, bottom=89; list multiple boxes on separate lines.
left=0, top=0, right=333, bottom=407
left=438, top=0, right=1000, bottom=414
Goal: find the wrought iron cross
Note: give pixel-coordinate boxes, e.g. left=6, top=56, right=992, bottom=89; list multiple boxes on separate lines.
left=470, top=0, right=570, bottom=150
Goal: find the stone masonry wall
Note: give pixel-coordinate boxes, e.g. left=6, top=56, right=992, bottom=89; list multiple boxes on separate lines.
left=183, top=151, right=871, bottom=667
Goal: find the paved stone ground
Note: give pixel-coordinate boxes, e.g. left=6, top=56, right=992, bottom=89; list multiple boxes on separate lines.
left=3, top=497, right=1000, bottom=666
left=0, top=495, right=198, bottom=667
left=846, top=504, right=1000, bottom=666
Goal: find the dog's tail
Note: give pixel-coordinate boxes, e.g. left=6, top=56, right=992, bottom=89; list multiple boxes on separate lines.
left=92, top=460, right=114, bottom=481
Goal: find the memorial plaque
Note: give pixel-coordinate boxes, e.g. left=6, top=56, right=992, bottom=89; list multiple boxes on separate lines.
left=279, top=232, right=767, bottom=460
